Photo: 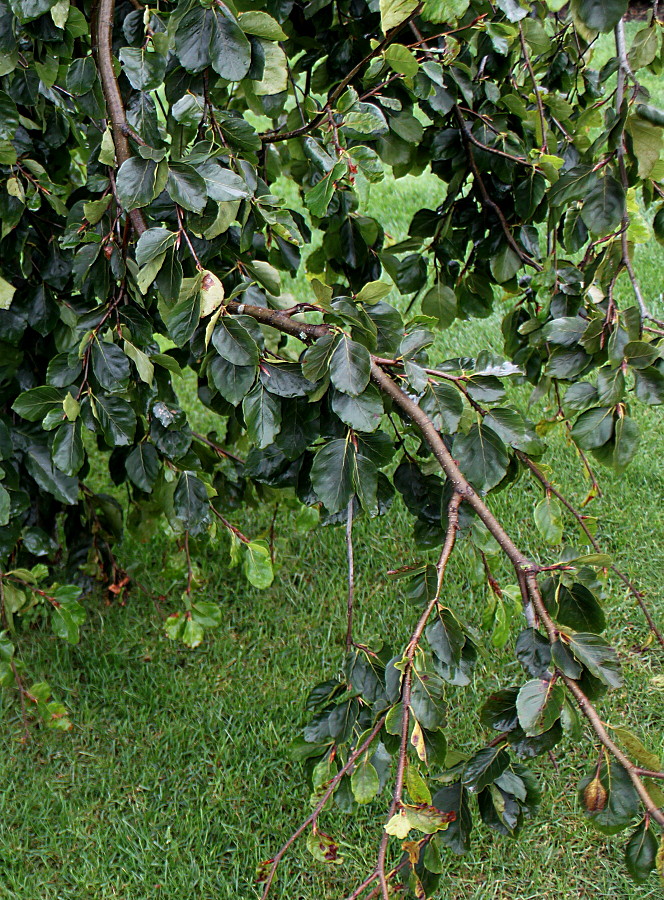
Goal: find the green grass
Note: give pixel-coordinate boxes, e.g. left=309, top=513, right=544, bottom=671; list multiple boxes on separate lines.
left=2, top=27, right=664, bottom=900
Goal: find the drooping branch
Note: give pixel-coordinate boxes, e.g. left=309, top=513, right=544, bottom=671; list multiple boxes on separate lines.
left=454, top=107, right=543, bottom=273
left=258, top=713, right=387, bottom=899
left=375, top=492, right=461, bottom=898
left=519, top=453, right=664, bottom=649
left=94, top=0, right=147, bottom=236
left=260, top=8, right=423, bottom=144
left=345, top=497, right=355, bottom=653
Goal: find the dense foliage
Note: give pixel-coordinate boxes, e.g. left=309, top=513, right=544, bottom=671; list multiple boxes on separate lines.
left=0, top=0, right=663, bottom=893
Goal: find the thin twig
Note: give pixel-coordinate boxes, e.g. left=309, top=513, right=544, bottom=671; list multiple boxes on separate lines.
left=259, top=714, right=387, bottom=899
left=520, top=453, right=664, bottom=649
left=376, top=493, right=461, bottom=895
left=345, top=498, right=355, bottom=653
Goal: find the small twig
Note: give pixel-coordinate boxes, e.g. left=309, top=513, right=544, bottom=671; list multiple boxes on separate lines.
left=260, top=8, right=422, bottom=144
left=345, top=497, right=355, bottom=653
left=269, top=504, right=278, bottom=565
left=210, top=507, right=251, bottom=544
left=454, top=107, right=542, bottom=272
left=520, top=452, right=664, bottom=649
left=375, top=493, right=462, bottom=896
left=191, top=431, right=245, bottom=464
left=259, top=714, right=387, bottom=899
left=183, top=531, right=193, bottom=595
left=519, top=22, right=549, bottom=153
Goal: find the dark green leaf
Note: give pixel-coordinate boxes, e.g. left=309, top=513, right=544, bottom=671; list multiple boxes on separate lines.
left=125, top=443, right=160, bottom=492
left=625, top=820, right=658, bottom=883
left=454, top=424, right=509, bottom=492
left=310, top=439, right=355, bottom=513
left=173, top=471, right=211, bottom=536
left=166, top=164, right=208, bottom=214
left=571, top=0, right=628, bottom=33
left=569, top=633, right=622, bottom=689
left=116, top=158, right=158, bottom=210
left=462, top=746, right=510, bottom=793
left=516, top=679, right=564, bottom=736
left=242, top=383, right=281, bottom=448
left=329, top=335, right=371, bottom=396
left=91, top=341, right=131, bottom=394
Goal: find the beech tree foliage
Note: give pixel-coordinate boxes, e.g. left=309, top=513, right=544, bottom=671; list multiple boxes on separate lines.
left=0, top=0, right=663, bottom=893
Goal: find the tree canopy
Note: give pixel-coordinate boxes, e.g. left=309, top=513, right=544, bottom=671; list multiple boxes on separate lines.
left=0, top=0, right=663, bottom=894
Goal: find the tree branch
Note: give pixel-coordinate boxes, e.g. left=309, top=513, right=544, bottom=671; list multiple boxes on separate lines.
left=95, top=0, right=147, bottom=236
left=258, top=714, right=387, bottom=899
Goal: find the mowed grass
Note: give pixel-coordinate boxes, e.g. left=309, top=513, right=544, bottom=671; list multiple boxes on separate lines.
left=1, top=28, right=664, bottom=900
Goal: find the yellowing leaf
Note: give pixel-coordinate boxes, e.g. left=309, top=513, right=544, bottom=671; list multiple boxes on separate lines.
left=200, top=270, right=225, bottom=317
left=0, top=275, right=15, bottom=311
left=380, top=0, right=418, bottom=34
left=385, top=810, right=411, bottom=838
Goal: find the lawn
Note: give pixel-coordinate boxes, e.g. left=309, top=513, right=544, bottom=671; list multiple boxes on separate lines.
left=1, top=26, right=663, bottom=900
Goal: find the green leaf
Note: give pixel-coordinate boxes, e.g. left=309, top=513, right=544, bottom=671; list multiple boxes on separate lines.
left=355, top=280, right=392, bottom=305
left=384, top=43, right=419, bottom=78
left=623, top=341, right=660, bottom=369
left=83, top=196, right=112, bottom=225
left=166, top=164, right=208, bottom=214
left=65, top=57, right=97, bottom=94
left=12, top=386, right=65, bottom=422
left=490, top=244, right=521, bottom=284
left=164, top=292, right=201, bottom=347
left=192, top=600, right=223, bottom=628
left=182, top=618, right=205, bottom=648
left=116, top=158, right=158, bottom=210
left=51, top=599, right=85, bottom=644
left=421, top=0, right=470, bottom=23
left=351, top=758, right=380, bottom=804
left=625, top=821, right=658, bottom=884
left=571, top=407, right=614, bottom=450
left=380, top=0, right=418, bottom=33
left=212, top=317, right=259, bottom=366
left=238, top=10, right=287, bottom=40
left=119, top=46, right=166, bottom=91
left=534, top=496, right=563, bottom=544
left=9, top=0, right=58, bottom=22
left=302, top=333, right=336, bottom=382
left=305, top=162, right=346, bottom=218
left=242, top=540, right=274, bottom=588
left=0, top=274, right=16, bottom=311
left=571, top=0, right=628, bottom=33
left=569, top=633, right=622, bottom=689
left=125, top=443, right=160, bottom=492
left=173, top=471, right=211, bottom=536
left=0, top=483, right=10, bottom=527
left=421, top=382, right=463, bottom=434
left=310, top=439, right=355, bottom=513
left=580, top=175, right=625, bottom=236
left=198, top=162, right=251, bottom=202
left=516, top=679, right=564, bottom=736
left=242, top=383, right=281, bottom=448
left=454, top=424, right=509, bottom=492
left=610, top=726, right=661, bottom=771
left=135, top=227, right=178, bottom=267
left=331, top=385, right=383, bottom=432
left=329, top=335, right=371, bottom=396
left=421, top=282, right=457, bottom=328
